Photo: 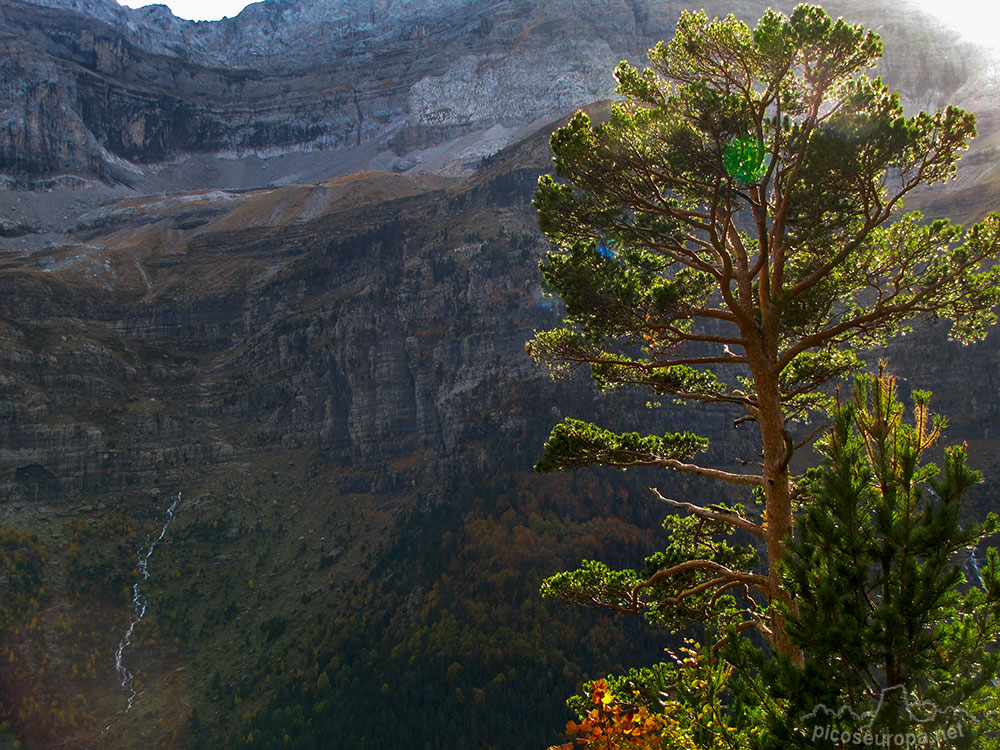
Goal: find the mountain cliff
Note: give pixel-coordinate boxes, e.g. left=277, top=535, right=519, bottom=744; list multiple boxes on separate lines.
left=0, top=110, right=700, bottom=749
left=1, top=0, right=995, bottom=190
left=2, top=1, right=1000, bottom=748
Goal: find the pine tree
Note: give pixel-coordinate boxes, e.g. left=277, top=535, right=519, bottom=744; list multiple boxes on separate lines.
left=764, top=370, right=1000, bottom=747
left=530, top=4, right=1000, bottom=656
left=544, top=372, right=1000, bottom=749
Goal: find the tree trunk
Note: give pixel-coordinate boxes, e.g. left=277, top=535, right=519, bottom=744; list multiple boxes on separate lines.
left=748, top=347, right=803, bottom=664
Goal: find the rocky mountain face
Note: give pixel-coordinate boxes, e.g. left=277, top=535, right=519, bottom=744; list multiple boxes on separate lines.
left=0, top=0, right=646, bottom=186
left=1, top=0, right=1000, bottom=748
left=0, top=111, right=701, bottom=749
left=0, top=169, right=538, bottom=504
left=1, top=0, right=995, bottom=190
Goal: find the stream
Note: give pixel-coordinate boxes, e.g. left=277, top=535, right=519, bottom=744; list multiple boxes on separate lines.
left=112, top=492, right=181, bottom=713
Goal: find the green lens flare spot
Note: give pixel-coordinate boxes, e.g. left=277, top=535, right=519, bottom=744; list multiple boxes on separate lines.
left=724, top=136, right=770, bottom=186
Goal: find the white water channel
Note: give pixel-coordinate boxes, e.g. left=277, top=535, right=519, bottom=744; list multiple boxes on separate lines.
left=112, top=492, right=181, bottom=712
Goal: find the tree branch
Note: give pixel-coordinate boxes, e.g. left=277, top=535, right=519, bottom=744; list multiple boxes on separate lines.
left=602, top=457, right=764, bottom=486
left=649, top=487, right=765, bottom=539
left=635, top=559, right=770, bottom=597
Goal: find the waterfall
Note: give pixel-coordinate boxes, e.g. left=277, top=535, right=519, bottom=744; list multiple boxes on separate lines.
left=112, top=492, right=181, bottom=713
left=968, top=546, right=985, bottom=587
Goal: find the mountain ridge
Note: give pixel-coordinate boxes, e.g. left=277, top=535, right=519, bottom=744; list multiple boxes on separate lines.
left=1, top=0, right=994, bottom=194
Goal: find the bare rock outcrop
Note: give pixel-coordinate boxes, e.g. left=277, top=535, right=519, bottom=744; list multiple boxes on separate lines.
left=0, top=0, right=991, bottom=188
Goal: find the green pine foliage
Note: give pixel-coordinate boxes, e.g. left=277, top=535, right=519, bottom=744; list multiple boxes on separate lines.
left=770, top=371, right=1000, bottom=745
left=546, top=372, right=1000, bottom=748
left=530, top=0, right=1000, bottom=659
left=533, top=4, right=1000, bottom=744
left=542, top=510, right=756, bottom=633
left=535, top=417, right=709, bottom=473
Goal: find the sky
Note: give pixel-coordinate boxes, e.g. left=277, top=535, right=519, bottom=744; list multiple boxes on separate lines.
left=908, top=0, right=1000, bottom=54
left=115, top=0, right=999, bottom=48
left=117, top=0, right=256, bottom=21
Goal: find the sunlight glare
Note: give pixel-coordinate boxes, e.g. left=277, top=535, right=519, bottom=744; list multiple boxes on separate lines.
left=906, top=0, right=1000, bottom=58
